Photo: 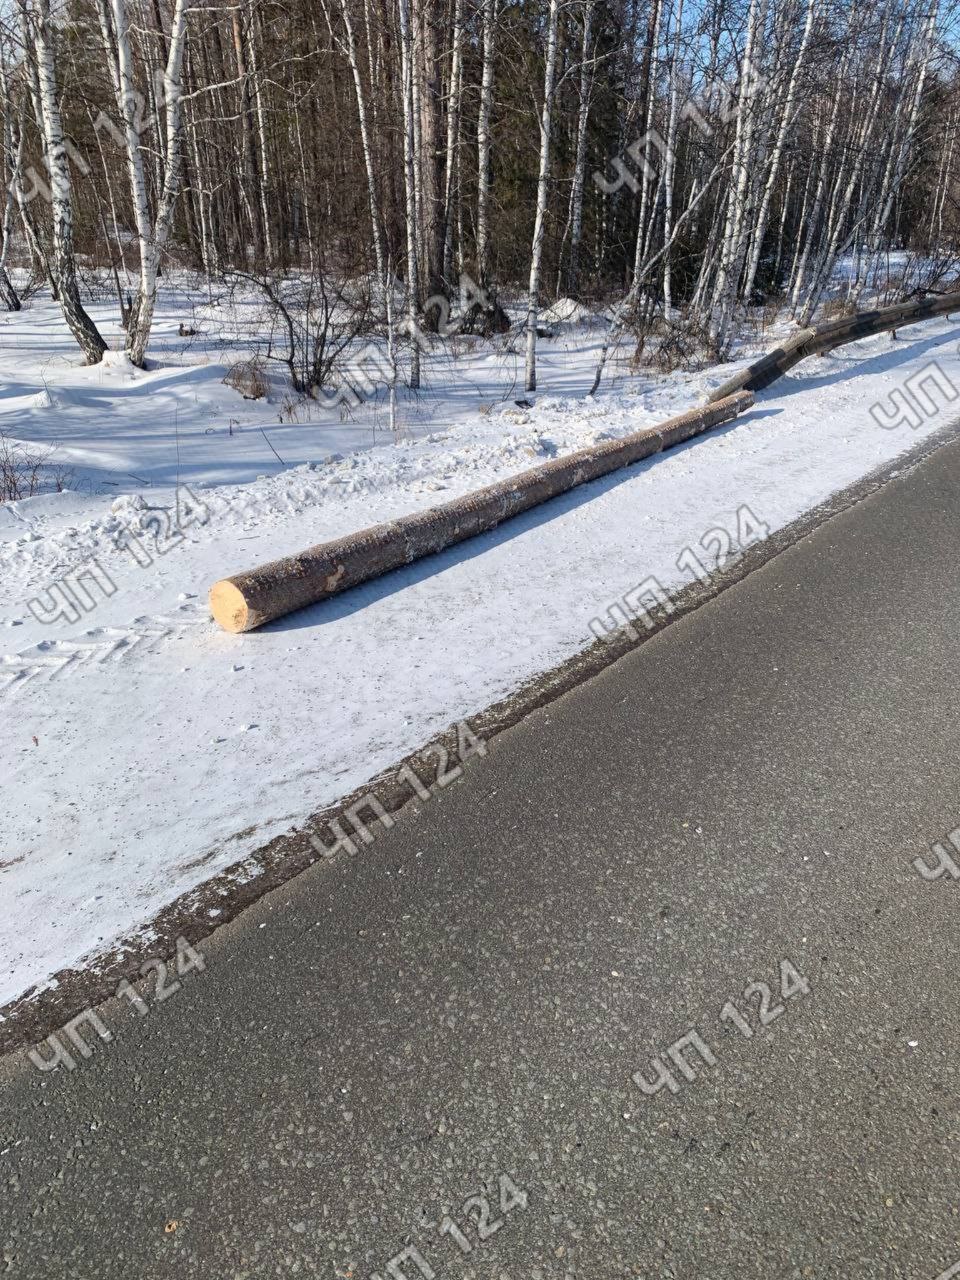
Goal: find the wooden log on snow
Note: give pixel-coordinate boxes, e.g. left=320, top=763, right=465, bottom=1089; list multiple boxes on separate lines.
left=209, top=389, right=755, bottom=633
left=706, top=289, right=960, bottom=404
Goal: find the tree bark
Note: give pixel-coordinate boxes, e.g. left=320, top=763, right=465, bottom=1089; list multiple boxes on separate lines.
left=524, top=0, right=561, bottom=392
left=27, top=0, right=107, bottom=362
left=475, top=0, right=497, bottom=286
left=211, top=391, right=753, bottom=632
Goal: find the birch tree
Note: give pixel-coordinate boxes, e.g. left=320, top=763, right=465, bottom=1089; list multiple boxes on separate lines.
left=21, top=0, right=106, bottom=362
left=0, top=42, right=21, bottom=311
left=560, top=0, right=596, bottom=298
left=707, top=0, right=768, bottom=355
left=0, top=0, right=952, bottom=381
left=442, top=0, right=464, bottom=286
left=327, top=0, right=386, bottom=283
left=398, top=0, right=421, bottom=388
left=475, top=0, right=497, bottom=288
left=739, top=0, right=817, bottom=308
left=95, top=0, right=192, bottom=365
left=525, top=0, right=561, bottom=392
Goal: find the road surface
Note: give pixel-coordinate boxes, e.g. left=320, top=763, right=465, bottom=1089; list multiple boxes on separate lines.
left=2, top=430, right=960, bottom=1279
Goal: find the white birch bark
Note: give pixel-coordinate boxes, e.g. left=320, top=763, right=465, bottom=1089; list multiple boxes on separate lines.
left=866, top=3, right=937, bottom=258
left=27, top=0, right=107, bottom=362
left=0, top=44, right=21, bottom=310
left=708, top=0, right=768, bottom=354
left=929, top=106, right=956, bottom=247
left=788, top=51, right=846, bottom=311
left=661, top=0, right=684, bottom=319
left=442, top=0, right=465, bottom=286
left=589, top=146, right=734, bottom=394
left=740, top=0, right=816, bottom=306
left=475, top=0, right=497, bottom=285
left=106, top=0, right=191, bottom=365
left=6, top=85, right=52, bottom=292
left=564, top=0, right=595, bottom=298
left=247, top=2, right=274, bottom=264
left=797, top=10, right=896, bottom=324
left=336, top=0, right=387, bottom=283
left=524, top=0, right=561, bottom=393
left=630, top=0, right=664, bottom=289
left=398, top=0, right=421, bottom=388
left=410, top=0, right=425, bottom=280
left=770, top=157, right=794, bottom=287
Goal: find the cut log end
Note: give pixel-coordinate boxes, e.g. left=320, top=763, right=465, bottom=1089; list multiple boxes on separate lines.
left=209, top=578, right=252, bottom=633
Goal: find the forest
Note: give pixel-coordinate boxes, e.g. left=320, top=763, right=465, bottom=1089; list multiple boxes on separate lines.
left=2, top=0, right=957, bottom=393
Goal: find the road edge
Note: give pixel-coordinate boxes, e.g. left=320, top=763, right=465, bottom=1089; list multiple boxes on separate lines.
left=2, top=418, right=957, bottom=1059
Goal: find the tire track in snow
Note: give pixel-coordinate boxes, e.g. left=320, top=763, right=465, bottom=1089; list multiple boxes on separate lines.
left=0, top=609, right=210, bottom=699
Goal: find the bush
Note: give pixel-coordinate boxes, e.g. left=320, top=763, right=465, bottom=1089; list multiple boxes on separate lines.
left=636, top=319, right=713, bottom=373
left=226, top=267, right=372, bottom=397
left=224, top=356, right=269, bottom=400
left=0, top=433, right=69, bottom=502
left=459, top=297, right=511, bottom=336
left=819, top=297, right=858, bottom=321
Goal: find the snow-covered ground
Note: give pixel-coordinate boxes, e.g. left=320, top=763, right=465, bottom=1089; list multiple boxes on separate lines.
left=0, top=283, right=620, bottom=494
left=2, top=281, right=959, bottom=1010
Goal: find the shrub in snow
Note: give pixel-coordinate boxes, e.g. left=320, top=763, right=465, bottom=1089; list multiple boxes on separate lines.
left=224, top=357, right=269, bottom=401
left=0, top=433, right=69, bottom=502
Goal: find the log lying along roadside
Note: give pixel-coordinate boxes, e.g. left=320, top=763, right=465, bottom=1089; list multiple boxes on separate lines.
left=706, top=289, right=960, bottom=403
left=209, top=389, right=754, bottom=633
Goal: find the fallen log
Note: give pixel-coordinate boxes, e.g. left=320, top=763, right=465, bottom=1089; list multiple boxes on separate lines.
left=707, top=290, right=960, bottom=403
left=209, top=389, right=754, bottom=632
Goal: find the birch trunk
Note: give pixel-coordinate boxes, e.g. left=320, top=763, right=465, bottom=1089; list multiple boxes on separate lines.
left=231, top=6, right=265, bottom=261
left=0, top=49, right=21, bottom=311
left=398, top=0, right=421, bottom=388
left=524, top=0, right=561, bottom=393
left=866, top=3, right=937, bottom=257
left=591, top=146, right=734, bottom=395
left=475, top=0, right=497, bottom=285
left=796, top=11, right=894, bottom=324
left=630, top=0, right=663, bottom=291
left=29, top=0, right=106, bottom=362
left=123, top=0, right=192, bottom=365
left=661, top=0, right=684, bottom=320
left=7, top=93, right=53, bottom=294
left=740, top=0, right=816, bottom=306
left=788, top=62, right=845, bottom=311
left=708, top=0, right=768, bottom=354
left=442, top=0, right=464, bottom=287
left=564, top=0, right=595, bottom=298
left=416, top=0, right=446, bottom=304
left=247, top=2, right=274, bottom=264
left=337, top=0, right=387, bottom=282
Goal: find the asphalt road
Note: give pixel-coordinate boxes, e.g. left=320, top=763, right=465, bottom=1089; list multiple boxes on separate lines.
left=3, top=430, right=960, bottom=1279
